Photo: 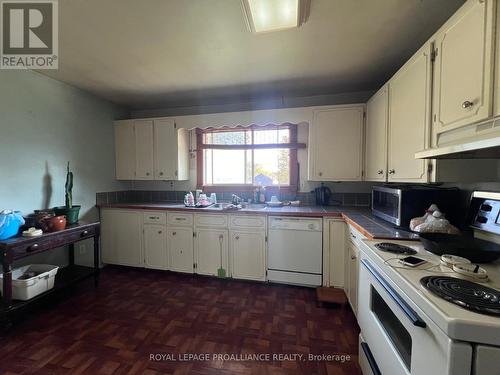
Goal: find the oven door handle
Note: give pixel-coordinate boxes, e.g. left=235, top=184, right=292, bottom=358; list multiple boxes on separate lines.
left=362, top=259, right=426, bottom=328
left=360, top=342, right=382, bottom=375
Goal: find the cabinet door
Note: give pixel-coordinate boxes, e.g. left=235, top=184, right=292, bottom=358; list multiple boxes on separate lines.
left=195, top=229, right=228, bottom=276
left=154, top=119, right=177, bottom=180
left=388, top=45, right=432, bottom=183
left=349, top=245, right=359, bottom=315
left=101, top=209, right=143, bottom=267
left=144, top=224, right=167, bottom=270
left=168, top=227, right=194, bottom=273
left=344, top=243, right=351, bottom=299
left=365, top=86, right=388, bottom=181
left=309, top=106, right=364, bottom=181
left=230, top=230, right=266, bottom=281
left=433, top=0, right=493, bottom=133
left=135, top=120, right=154, bottom=180
left=114, top=121, right=135, bottom=180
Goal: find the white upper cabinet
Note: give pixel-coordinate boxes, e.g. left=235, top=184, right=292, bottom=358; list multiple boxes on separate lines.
left=135, top=120, right=155, bottom=180
left=365, top=86, right=388, bottom=181
left=308, top=105, right=364, bottom=181
left=154, top=118, right=177, bottom=180
left=114, top=118, right=189, bottom=181
left=388, top=44, right=432, bottom=183
left=114, top=120, right=136, bottom=180
left=432, top=0, right=494, bottom=136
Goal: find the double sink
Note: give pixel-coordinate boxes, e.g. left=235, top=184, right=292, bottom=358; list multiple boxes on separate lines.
left=198, top=203, right=268, bottom=211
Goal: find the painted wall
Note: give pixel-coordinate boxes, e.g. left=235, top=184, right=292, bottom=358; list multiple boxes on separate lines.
left=0, top=70, right=128, bottom=266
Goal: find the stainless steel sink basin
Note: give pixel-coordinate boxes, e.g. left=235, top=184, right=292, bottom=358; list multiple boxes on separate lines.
left=206, top=203, right=239, bottom=211
left=239, top=203, right=267, bottom=210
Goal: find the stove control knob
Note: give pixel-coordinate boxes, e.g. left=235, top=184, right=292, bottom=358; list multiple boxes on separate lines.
left=477, top=216, right=488, bottom=224
left=480, top=204, right=492, bottom=212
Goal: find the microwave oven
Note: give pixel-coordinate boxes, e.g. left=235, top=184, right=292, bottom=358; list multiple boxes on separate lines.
left=372, top=186, right=460, bottom=228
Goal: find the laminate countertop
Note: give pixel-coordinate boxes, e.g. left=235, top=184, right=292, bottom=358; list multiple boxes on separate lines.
left=97, top=202, right=419, bottom=241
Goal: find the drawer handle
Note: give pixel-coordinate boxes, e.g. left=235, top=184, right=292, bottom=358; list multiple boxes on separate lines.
left=175, top=218, right=186, bottom=221
left=149, top=216, right=159, bottom=220
left=377, top=169, right=383, bottom=175
left=360, top=342, right=381, bottom=375
left=388, top=169, right=395, bottom=174
left=81, top=230, right=89, bottom=237
left=28, top=243, right=39, bottom=252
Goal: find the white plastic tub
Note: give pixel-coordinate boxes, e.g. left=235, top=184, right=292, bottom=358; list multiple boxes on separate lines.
left=0, top=264, right=59, bottom=301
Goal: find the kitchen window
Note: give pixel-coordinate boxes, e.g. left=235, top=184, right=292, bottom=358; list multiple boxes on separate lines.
left=196, top=124, right=304, bottom=192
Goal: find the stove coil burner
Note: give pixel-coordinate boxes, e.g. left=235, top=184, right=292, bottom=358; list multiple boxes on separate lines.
left=374, top=242, right=417, bottom=255
left=421, top=276, right=500, bottom=316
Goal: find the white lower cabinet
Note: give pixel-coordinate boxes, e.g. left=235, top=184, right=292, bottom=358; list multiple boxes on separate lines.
left=194, top=228, right=228, bottom=276
left=101, top=209, right=143, bottom=267
left=143, top=224, right=167, bottom=270
left=230, top=230, right=266, bottom=281
left=168, top=227, right=194, bottom=273
left=348, top=243, right=359, bottom=314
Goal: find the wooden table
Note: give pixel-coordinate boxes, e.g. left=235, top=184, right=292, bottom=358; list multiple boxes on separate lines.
left=0, top=222, right=100, bottom=321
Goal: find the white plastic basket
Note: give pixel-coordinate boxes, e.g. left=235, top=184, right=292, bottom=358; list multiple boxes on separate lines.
left=0, top=264, right=59, bottom=301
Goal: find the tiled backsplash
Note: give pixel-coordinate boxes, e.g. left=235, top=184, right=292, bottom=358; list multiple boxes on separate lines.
left=96, top=190, right=371, bottom=207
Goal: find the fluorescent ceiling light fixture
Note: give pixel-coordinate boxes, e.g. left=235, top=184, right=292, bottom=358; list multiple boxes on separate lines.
left=241, top=0, right=310, bottom=33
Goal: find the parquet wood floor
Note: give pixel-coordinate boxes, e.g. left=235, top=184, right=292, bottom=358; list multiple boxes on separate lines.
left=0, top=267, right=361, bottom=375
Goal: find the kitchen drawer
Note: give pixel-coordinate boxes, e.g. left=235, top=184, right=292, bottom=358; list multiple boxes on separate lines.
left=229, top=215, right=266, bottom=230
left=167, top=212, right=193, bottom=227
left=143, top=211, right=166, bottom=224
left=347, top=224, right=365, bottom=247
left=195, top=214, right=228, bottom=228
left=10, top=226, right=96, bottom=260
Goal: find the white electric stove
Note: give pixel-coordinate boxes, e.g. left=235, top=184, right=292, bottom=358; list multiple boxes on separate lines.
left=357, top=191, right=500, bottom=375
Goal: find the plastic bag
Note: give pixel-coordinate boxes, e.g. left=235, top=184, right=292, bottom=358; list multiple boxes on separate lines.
left=409, top=204, right=459, bottom=234
left=0, top=210, right=25, bottom=240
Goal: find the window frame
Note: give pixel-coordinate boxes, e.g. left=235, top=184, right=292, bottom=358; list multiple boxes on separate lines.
left=196, top=124, right=303, bottom=193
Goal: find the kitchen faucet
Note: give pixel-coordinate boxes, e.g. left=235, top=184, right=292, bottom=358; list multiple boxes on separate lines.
left=231, top=194, right=243, bottom=205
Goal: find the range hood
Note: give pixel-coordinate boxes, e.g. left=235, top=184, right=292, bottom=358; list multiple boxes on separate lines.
left=415, top=116, right=500, bottom=159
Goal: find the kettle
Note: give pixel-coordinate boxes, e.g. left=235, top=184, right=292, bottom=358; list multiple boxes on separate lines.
left=314, top=183, right=332, bottom=206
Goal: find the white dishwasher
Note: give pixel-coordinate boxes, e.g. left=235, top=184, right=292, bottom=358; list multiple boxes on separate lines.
left=267, top=216, right=323, bottom=287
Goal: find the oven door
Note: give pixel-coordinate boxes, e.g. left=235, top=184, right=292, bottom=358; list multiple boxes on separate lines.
left=357, top=254, right=472, bottom=375
left=372, top=187, right=401, bottom=225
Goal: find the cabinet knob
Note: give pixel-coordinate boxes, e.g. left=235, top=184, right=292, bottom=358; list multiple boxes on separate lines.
left=172, top=231, right=176, bottom=236
left=28, top=243, right=39, bottom=252
left=377, top=169, right=384, bottom=175
left=235, top=235, right=239, bottom=240
left=318, top=172, right=323, bottom=177
left=388, top=169, right=395, bottom=174
left=462, top=100, right=474, bottom=109
left=146, top=172, right=150, bottom=176
left=219, top=234, right=224, bottom=240
left=351, top=255, right=357, bottom=260
left=158, top=230, right=162, bottom=234
left=159, top=172, right=164, bottom=176
left=81, top=230, right=89, bottom=237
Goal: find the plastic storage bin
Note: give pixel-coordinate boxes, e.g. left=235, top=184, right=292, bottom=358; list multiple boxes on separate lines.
left=0, top=264, right=59, bottom=300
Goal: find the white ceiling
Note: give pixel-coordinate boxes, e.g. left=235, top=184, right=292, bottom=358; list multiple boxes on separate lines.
left=41, top=0, right=465, bottom=109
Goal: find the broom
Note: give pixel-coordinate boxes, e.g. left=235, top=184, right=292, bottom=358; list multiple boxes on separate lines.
left=217, top=234, right=226, bottom=278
